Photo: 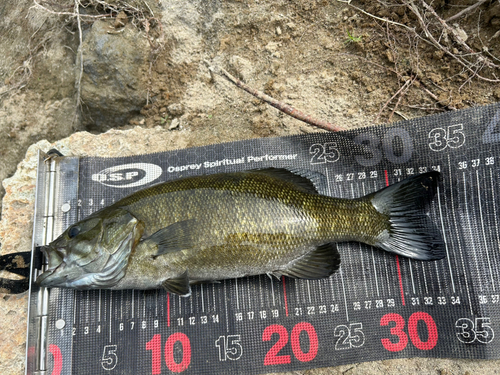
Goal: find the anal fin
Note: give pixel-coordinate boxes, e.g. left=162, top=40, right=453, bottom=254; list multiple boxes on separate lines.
left=279, top=243, right=341, bottom=279
left=162, top=271, right=191, bottom=297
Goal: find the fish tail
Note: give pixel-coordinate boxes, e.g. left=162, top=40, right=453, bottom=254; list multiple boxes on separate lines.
left=369, top=171, right=445, bottom=260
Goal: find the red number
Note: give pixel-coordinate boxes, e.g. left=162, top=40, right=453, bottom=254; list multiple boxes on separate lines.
left=263, top=324, right=291, bottom=365
left=49, top=344, right=62, bottom=375
left=165, top=332, right=191, bottom=373
left=381, top=312, right=438, bottom=352
left=290, top=322, right=318, bottom=362
left=408, top=312, right=438, bottom=350
left=380, top=313, right=408, bottom=352
left=263, top=322, right=319, bottom=365
left=146, top=334, right=162, bottom=375
left=146, top=333, right=191, bottom=374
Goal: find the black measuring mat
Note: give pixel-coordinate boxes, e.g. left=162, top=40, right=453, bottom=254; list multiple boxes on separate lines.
left=31, top=103, right=500, bottom=374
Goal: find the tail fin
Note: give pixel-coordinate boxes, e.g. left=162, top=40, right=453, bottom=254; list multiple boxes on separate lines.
left=369, top=172, right=445, bottom=260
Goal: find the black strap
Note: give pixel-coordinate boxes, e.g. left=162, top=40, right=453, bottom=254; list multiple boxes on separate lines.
left=0, top=250, right=38, bottom=294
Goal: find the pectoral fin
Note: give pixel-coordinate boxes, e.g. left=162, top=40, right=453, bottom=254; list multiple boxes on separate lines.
left=278, top=243, right=341, bottom=279
left=162, top=271, right=191, bottom=297
left=144, top=220, right=196, bottom=257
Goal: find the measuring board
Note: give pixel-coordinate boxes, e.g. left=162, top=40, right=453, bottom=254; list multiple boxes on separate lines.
left=26, top=103, right=500, bottom=374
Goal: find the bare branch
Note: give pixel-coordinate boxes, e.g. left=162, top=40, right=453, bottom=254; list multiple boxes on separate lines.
left=207, top=63, right=345, bottom=132
left=445, top=0, right=489, bottom=23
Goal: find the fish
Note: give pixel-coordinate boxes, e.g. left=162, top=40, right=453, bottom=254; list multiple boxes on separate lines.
left=36, top=168, right=444, bottom=296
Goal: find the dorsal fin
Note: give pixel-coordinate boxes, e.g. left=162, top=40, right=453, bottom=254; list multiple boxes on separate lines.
left=249, top=168, right=326, bottom=194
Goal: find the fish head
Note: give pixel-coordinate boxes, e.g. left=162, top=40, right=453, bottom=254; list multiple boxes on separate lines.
left=37, top=208, right=144, bottom=289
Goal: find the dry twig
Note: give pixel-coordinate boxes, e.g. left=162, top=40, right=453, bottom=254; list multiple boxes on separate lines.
left=207, top=63, right=345, bottom=132
left=445, top=0, right=489, bottom=23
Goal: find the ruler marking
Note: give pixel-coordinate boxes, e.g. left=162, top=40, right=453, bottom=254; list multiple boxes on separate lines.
left=436, top=183, right=454, bottom=293
left=189, top=289, right=194, bottom=315
left=488, top=168, right=500, bottom=284
left=109, top=292, right=112, bottom=343
left=370, top=248, right=380, bottom=297
left=246, top=277, right=251, bottom=311
left=224, top=280, right=229, bottom=333
left=409, top=259, right=416, bottom=294
left=167, top=293, right=170, bottom=327
left=339, top=268, right=349, bottom=322
left=306, top=280, right=312, bottom=304
left=131, top=290, right=135, bottom=319
left=396, top=256, right=406, bottom=306
left=421, top=262, right=429, bottom=295
left=156, top=290, right=159, bottom=316
left=448, top=155, right=473, bottom=315
left=329, top=277, right=336, bottom=301
left=199, top=284, right=204, bottom=313
left=463, top=172, right=483, bottom=292
left=98, top=290, right=102, bottom=323
left=212, top=280, right=216, bottom=313
left=476, top=169, right=496, bottom=291
left=258, top=275, right=264, bottom=308
left=282, top=276, right=289, bottom=317
left=270, top=277, right=276, bottom=306
left=235, top=278, right=239, bottom=310
left=317, top=279, right=324, bottom=303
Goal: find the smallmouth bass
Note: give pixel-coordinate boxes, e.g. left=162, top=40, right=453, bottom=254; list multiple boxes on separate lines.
left=37, top=168, right=444, bottom=296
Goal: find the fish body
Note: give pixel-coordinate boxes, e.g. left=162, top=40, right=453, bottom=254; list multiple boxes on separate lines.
left=37, top=169, right=444, bottom=296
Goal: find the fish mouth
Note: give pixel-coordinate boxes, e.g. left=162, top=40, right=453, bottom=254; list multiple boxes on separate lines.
left=36, top=245, right=66, bottom=287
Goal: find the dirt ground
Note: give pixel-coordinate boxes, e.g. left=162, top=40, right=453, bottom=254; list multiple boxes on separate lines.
left=1, top=0, right=500, bottom=374
left=2, top=1, right=500, bottom=197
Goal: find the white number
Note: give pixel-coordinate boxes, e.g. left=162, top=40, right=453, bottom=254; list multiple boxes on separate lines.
left=215, top=335, right=243, bottom=361
left=101, top=345, right=118, bottom=371
left=334, top=323, right=365, bottom=350
left=429, top=124, right=465, bottom=151
left=456, top=317, right=494, bottom=344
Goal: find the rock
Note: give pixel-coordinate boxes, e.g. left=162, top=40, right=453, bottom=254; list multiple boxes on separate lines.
left=169, top=118, right=180, bottom=130
left=167, top=103, right=185, bottom=117
left=79, top=20, right=149, bottom=131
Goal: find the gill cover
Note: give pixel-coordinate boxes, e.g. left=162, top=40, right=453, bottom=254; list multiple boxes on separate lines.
left=37, top=208, right=144, bottom=289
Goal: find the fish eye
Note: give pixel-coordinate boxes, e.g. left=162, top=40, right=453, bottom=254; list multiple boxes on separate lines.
left=68, top=225, right=81, bottom=238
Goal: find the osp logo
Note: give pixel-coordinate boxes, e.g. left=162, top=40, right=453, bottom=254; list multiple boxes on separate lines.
left=91, top=163, right=162, bottom=188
